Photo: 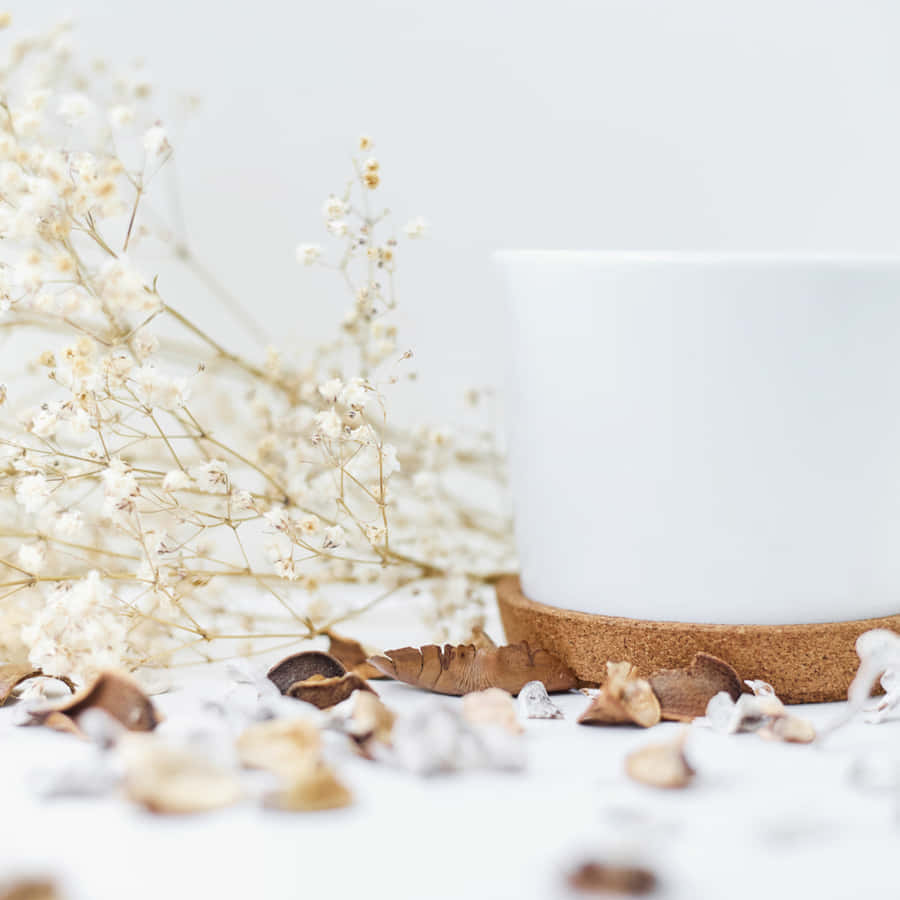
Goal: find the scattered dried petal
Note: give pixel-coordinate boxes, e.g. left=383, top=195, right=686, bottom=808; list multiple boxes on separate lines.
left=462, top=688, right=522, bottom=734
left=368, top=641, right=577, bottom=696
left=578, top=662, right=661, bottom=728
left=267, top=651, right=347, bottom=694
left=236, top=717, right=321, bottom=777
left=567, top=861, right=658, bottom=895
left=29, top=670, right=158, bottom=735
left=649, top=653, right=742, bottom=722
left=625, top=731, right=695, bottom=789
left=266, top=759, right=352, bottom=811
left=286, top=673, right=375, bottom=709
left=517, top=680, right=564, bottom=719
left=0, top=880, right=61, bottom=900
left=758, top=715, right=816, bottom=744
left=865, top=668, right=900, bottom=724
left=121, top=736, right=242, bottom=814
left=0, top=665, right=74, bottom=706
left=326, top=631, right=386, bottom=680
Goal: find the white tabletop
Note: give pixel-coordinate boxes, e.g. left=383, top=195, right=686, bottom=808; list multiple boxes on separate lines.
left=0, top=623, right=894, bottom=900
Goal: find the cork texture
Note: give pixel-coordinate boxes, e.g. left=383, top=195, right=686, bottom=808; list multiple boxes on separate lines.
left=496, top=575, right=900, bottom=703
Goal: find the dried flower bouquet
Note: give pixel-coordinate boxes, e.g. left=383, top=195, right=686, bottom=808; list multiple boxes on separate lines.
left=0, top=19, right=514, bottom=683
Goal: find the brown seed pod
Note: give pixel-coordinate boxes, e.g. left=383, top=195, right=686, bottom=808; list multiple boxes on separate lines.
left=0, top=666, right=75, bottom=706
left=368, top=641, right=578, bottom=696
left=267, top=651, right=346, bottom=694
left=649, top=652, right=743, bottom=722
left=567, top=861, right=658, bottom=895
left=625, top=732, right=695, bottom=789
left=286, top=672, right=376, bottom=709
left=29, top=670, right=159, bottom=734
left=578, top=662, right=661, bottom=728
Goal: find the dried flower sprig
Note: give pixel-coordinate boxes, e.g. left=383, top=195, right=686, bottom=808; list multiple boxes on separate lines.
left=0, top=19, right=514, bottom=682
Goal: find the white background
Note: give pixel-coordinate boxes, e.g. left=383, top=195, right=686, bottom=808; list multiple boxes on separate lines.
left=13, top=0, right=900, bottom=419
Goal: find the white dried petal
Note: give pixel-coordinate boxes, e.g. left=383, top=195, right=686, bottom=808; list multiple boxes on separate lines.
left=517, top=680, right=564, bottom=719
left=462, top=688, right=522, bottom=734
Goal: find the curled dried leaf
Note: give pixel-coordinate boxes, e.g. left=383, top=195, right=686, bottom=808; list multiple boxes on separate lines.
left=649, top=653, right=742, bottom=722
left=267, top=651, right=347, bottom=694
left=462, top=688, right=522, bottom=734
left=237, top=718, right=321, bottom=777
left=121, top=737, right=242, bottom=814
left=287, top=673, right=375, bottom=709
left=567, top=861, right=658, bottom=896
left=625, top=731, right=695, bottom=789
left=326, top=631, right=386, bottom=680
left=578, top=662, right=661, bottom=728
left=0, top=666, right=74, bottom=706
left=368, top=641, right=577, bottom=696
left=517, top=680, right=564, bottom=719
left=29, top=670, right=159, bottom=735
left=266, top=759, right=352, bottom=812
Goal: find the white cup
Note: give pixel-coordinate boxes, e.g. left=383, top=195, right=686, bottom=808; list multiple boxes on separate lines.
left=496, top=251, right=900, bottom=625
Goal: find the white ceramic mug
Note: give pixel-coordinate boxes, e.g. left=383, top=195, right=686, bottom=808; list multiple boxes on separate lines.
left=496, top=251, right=900, bottom=625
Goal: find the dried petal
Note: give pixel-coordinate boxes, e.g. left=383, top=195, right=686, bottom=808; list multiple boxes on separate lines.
left=625, top=732, right=695, bottom=788
left=326, top=631, right=386, bottom=680
left=567, top=861, right=658, bottom=895
left=649, top=653, right=742, bottom=722
left=236, top=717, right=321, bottom=777
left=267, top=651, right=346, bottom=694
left=368, top=641, right=577, bottom=696
left=266, top=759, right=352, bottom=811
left=121, top=736, right=242, bottom=814
left=0, top=665, right=74, bottom=706
left=29, top=670, right=159, bottom=734
left=517, top=680, right=564, bottom=719
left=462, top=688, right=522, bottom=734
left=758, top=715, right=816, bottom=744
left=0, top=880, right=61, bottom=900
left=578, top=662, right=661, bottom=728
left=286, top=673, right=375, bottom=709
left=865, top=668, right=900, bottom=724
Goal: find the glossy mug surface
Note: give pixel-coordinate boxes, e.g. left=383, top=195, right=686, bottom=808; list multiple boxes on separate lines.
left=496, top=251, right=900, bottom=624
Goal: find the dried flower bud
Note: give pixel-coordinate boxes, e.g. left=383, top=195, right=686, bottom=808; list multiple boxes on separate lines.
left=625, top=731, right=695, bottom=789
left=462, top=687, right=522, bottom=734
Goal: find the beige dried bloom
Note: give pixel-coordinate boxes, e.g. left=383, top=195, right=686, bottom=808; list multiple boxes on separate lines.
left=0, top=20, right=513, bottom=684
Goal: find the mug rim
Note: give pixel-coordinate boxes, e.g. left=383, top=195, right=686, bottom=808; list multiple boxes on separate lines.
left=494, top=249, right=900, bottom=266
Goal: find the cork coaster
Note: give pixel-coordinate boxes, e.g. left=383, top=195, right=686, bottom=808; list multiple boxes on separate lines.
left=496, top=575, right=900, bottom=703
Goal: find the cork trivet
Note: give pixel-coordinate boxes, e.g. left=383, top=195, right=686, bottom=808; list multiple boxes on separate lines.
left=496, top=575, right=900, bottom=704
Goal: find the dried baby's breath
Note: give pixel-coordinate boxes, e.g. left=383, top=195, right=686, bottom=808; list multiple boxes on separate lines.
left=0, top=20, right=514, bottom=683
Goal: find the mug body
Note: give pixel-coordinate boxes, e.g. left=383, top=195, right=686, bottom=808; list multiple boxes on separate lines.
left=496, top=251, right=900, bottom=625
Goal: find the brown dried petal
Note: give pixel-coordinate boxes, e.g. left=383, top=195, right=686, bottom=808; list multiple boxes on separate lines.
left=0, top=666, right=75, bottom=706
left=578, top=662, right=661, bottom=728
left=121, top=738, right=242, bottom=814
left=567, top=861, right=658, bottom=895
left=237, top=718, right=321, bottom=777
left=625, top=732, right=695, bottom=788
left=759, top=715, right=816, bottom=744
left=286, top=672, right=375, bottom=709
left=649, top=653, right=742, bottom=722
left=266, top=760, right=352, bottom=812
left=267, top=651, right=346, bottom=694
left=368, top=641, right=577, bottom=696
left=0, top=880, right=61, bottom=900
left=326, top=631, right=386, bottom=680
left=462, top=688, right=523, bottom=734
left=30, top=670, right=158, bottom=733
